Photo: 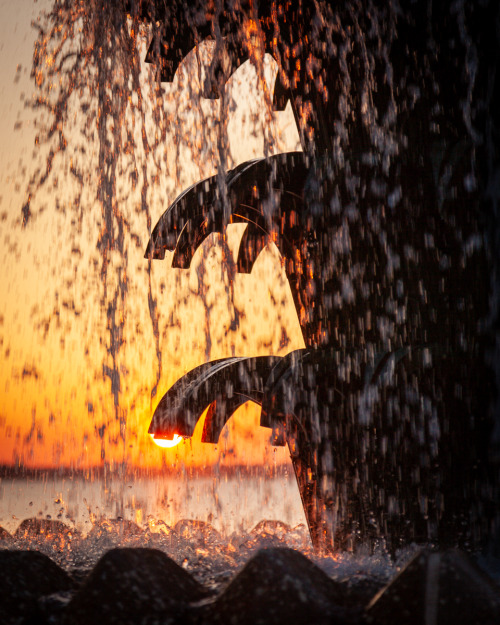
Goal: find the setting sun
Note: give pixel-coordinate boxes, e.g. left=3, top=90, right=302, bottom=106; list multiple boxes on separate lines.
left=0, top=2, right=302, bottom=471
left=150, top=433, right=184, bottom=449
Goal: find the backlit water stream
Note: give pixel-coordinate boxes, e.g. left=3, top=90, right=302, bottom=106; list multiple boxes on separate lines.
left=1, top=0, right=499, bottom=567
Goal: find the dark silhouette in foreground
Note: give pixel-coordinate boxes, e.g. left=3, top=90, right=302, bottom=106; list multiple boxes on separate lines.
left=1, top=533, right=499, bottom=625
left=141, top=1, right=499, bottom=553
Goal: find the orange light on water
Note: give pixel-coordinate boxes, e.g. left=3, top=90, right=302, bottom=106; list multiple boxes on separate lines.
left=150, top=433, right=184, bottom=449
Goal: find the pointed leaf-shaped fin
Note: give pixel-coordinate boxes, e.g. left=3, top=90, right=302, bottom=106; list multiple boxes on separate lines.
left=149, top=355, right=282, bottom=443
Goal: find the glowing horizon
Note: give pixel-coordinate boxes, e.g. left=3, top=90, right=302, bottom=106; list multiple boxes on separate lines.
left=0, top=0, right=304, bottom=471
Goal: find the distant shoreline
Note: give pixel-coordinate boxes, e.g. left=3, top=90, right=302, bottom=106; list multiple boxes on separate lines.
left=0, top=463, right=293, bottom=480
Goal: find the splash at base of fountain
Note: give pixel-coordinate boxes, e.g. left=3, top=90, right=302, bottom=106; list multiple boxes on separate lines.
left=0, top=470, right=307, bottom=538
left=1, top=524, right=499, bottom=625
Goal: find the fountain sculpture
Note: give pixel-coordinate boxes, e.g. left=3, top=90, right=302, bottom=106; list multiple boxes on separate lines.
left=2, top=3, right=499, bottom=623
left=20, top=0, right=498, bottom=553
left=142, top=1, right=500, bottom=553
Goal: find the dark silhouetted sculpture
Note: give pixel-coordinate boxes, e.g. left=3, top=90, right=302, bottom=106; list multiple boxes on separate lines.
left=141, top=0, right=499, bottom=553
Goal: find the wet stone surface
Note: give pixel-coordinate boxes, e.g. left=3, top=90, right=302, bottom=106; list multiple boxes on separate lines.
left=14, top=518, right=81, bottom=541
left=366, top=549, right=500, bottom=625
left=0, top=525, right=13, bottom=542
left=204, top=547, right=361, bottom=625
left=1, top=519, right=499, bottom=625
left=65, top=547, right=211, bottom=625
left=0, top=549, right=74, bottom=625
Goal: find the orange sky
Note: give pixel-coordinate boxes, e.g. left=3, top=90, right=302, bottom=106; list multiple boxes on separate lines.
left=0, top=0, right=305, bottom=471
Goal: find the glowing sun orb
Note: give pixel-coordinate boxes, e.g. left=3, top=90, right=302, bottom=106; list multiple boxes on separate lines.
left=150, top=433, right=184, bottom=449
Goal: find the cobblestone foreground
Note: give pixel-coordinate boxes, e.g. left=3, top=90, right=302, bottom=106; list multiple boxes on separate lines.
left=1, top=518, right=500, bottom=625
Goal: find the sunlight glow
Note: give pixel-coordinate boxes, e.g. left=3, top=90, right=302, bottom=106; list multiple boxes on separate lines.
left=150, top=433, right=184, bottom=449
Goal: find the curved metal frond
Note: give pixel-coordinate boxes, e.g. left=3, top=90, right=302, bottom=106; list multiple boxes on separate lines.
left=235, top=221, right=268, bottom=274
left=148, top=355, right=281, bottom=443
left=137, top=0, right=212, bottom=82
left=136, top=1, right=302, bottom=110
left=171, top=214, right=213, bottom=269
left=145, top=152, right=307, bottom=270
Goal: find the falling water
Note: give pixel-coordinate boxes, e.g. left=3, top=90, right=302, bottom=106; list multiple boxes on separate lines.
left=1, top=0, right=306, bottom=542
left=1, top=0, right=499, bottom=580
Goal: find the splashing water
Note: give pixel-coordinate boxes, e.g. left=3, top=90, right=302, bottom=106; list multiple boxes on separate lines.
left=2, top=497, right=406, bottom=595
